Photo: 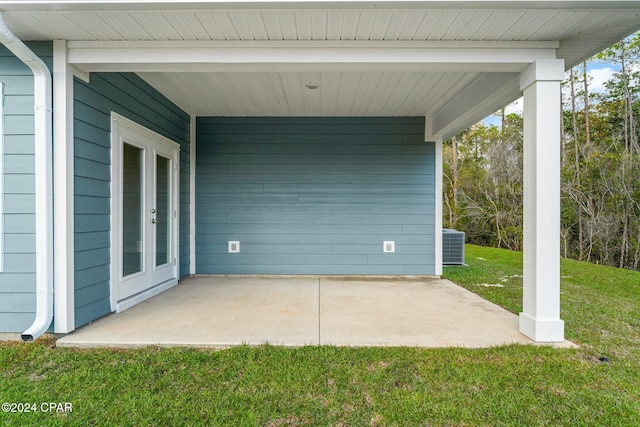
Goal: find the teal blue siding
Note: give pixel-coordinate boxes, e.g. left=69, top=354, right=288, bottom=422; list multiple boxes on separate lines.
left=196, top=117, right=435, bottom=275
left=0, top=42, right=52, bottom=332
left=74, top=72, right=190, bottom=328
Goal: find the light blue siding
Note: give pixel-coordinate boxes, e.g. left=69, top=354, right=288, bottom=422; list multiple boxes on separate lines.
left=0, top=42, right=51, bottom=332
left=74, top=72, right=191, bottom=328
left=196, top=117, right=435, bottom=275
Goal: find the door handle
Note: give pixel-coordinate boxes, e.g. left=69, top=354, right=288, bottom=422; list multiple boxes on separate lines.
left=151, top=219, right=157, bottom=224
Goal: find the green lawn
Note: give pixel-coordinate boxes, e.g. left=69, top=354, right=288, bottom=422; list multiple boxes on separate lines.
left=1, top=245, right=639, bottom=426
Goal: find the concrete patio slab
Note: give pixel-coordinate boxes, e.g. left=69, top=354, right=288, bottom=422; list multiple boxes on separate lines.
left=58, top=276, right=320, bottom=348
left=319, top=278, right=532, bottom=347
left=57, top=276, right=558, bottom=349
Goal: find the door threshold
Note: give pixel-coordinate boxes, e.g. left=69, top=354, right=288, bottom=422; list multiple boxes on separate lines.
left=116, top=278, right=178, bottom=313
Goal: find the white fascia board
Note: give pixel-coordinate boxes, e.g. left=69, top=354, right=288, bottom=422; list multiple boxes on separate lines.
left=67, top=40, right=558, bottom=74
left=431, top=72, right=522, bottom=139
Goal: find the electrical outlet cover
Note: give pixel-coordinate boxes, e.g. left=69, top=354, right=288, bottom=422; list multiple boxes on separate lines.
left=383, top=241, right=395, bottom=253
left=228, top=241, right=240, bottom=253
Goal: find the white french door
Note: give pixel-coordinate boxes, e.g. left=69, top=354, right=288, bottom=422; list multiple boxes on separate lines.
left=111, top=113, right=180, bottom=312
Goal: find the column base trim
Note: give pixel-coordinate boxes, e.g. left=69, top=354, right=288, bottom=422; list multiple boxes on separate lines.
left=519, top=312, right=564, bottom=342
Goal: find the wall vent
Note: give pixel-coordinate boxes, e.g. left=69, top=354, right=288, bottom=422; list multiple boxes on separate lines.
left=442, top=229, right=465, bottom=265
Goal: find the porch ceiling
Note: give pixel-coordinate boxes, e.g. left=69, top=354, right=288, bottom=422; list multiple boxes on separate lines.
left=137, top=70, right=478, bottom=117
left=3, top=1, right=640, bottom=137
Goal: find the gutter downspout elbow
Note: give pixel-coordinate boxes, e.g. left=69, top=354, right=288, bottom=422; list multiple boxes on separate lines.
left=0, top=12, right=54, bottom=342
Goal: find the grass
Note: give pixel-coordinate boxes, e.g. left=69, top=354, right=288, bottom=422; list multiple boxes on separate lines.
left=1, top=244, right=639, bottom=426
left=445, top=245, right=640, bottom=359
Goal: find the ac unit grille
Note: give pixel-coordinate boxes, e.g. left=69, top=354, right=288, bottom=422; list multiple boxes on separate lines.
left=442, top=229, right=465, bottom=265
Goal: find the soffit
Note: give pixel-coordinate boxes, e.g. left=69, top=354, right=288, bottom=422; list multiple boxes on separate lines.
left=2, top=2, right=640, bottom=136
left=4, top=8, right=639, bottom=69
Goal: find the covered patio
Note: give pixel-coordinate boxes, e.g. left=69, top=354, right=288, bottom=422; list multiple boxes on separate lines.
left=2, top=1, right=640, bottom=344
left=57, top=276, right=548, bottom=348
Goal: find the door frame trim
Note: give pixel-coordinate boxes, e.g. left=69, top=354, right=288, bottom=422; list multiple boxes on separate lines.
left=109, top=112, right=180, bottom=312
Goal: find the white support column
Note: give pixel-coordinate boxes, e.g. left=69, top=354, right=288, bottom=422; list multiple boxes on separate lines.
left=518, top=59, right=565, bottom=342
left=53, top=40, right=75, bottom=333
left=434, top=137, right=443, bottom=276
left=189, top=115, right=196, bottom=275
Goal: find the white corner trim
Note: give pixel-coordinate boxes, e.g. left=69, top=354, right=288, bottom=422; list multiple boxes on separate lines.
left=0, top=82, right=4, bottom=272
left=109, top=115, right=118, bottom=312
left=53, top=40, right=75, bottom=333
left=189, top=115, right=196, bottom=275
left=434, top=138, right=443, bottom=276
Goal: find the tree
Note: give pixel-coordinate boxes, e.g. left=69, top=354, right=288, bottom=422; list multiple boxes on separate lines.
left=443, top=31, right=640, bottom=272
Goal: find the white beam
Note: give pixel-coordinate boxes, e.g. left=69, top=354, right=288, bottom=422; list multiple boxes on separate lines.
left=519, top=59, right=565, bottom=342
left=71, top=65, right=90, bottom=83
left=431, top=72, right=521, bottom=139
left=67, top=40, right=558, bottom=74
left=68, top=41, right=560, bottom=49
left=53, top=40, right=75, bottom=333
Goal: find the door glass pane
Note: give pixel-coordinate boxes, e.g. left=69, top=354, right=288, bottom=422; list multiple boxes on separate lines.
left=156, top=155, right=171, bottom=266
left=123, top=143, right=143, bottom=276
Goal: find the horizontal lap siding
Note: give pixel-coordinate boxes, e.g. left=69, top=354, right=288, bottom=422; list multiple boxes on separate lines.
left=0, top=42, right=51, bottom=332
left=196, top=117, right=435, bottom=275
left=74, top=72, right=190, bottom=328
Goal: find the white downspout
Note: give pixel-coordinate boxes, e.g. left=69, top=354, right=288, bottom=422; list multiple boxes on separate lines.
left=0, top=13, right=54, bottom=341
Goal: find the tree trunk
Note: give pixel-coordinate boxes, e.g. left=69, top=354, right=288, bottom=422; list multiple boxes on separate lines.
left=620, top=41, right=632, bottom=153
left=583, top=62, right=591, bottom=150
left=623, top=58, right=639, bottom=154
left=501, top=107, right=506, bottom=144
left=451, top=136, right=459, bottom=229
left=570, top=68, right=585, bottom=260
left=620, top=203, right=627, bottom=268
left=634, top=231, right=640, bottom=271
